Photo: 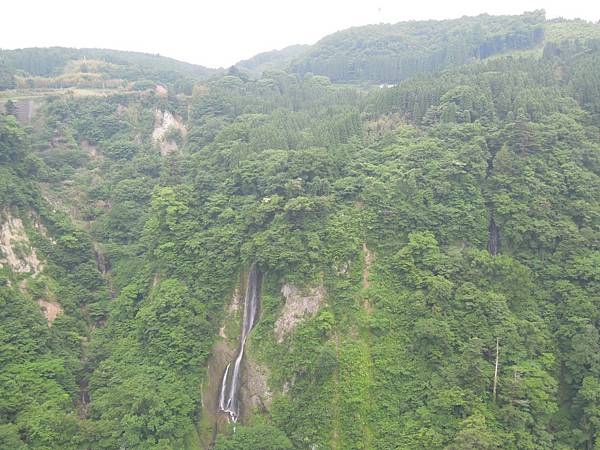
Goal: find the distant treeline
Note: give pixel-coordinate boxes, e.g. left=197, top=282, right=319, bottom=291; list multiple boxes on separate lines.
left=0, top=47, right=217, bottom=89
left=291, top=11, right=546, bottom=83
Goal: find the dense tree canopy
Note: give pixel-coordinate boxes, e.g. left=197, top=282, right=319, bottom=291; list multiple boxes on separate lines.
left=0, top=11, right=599, bottom=450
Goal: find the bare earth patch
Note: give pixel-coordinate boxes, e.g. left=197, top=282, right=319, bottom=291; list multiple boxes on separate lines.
left=37, top=299, right=63, bottom=325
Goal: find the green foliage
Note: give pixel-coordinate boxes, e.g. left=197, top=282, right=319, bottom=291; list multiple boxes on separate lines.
left=0, top=60, right=16, bottom=91
left=136, top=279, right=211, bottom=369
left=0, top=114, right=25, bottom=163
left=89, top=365, right=195, bottom=449
left=1, top=12, right=600, bottom=450
left=214, top=424, right=293, bottom=450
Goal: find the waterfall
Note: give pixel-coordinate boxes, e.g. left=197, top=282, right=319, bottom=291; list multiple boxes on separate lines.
left=218, top=264, right=261, bottom=423
left=487, top=216, right=500, bottom=256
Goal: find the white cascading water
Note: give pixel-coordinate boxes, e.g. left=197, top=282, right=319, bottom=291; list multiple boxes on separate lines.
left=218, top=264, right=261, bottom=423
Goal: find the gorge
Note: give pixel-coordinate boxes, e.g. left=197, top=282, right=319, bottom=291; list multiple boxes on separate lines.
left=1, top=10, right=600, bottom=449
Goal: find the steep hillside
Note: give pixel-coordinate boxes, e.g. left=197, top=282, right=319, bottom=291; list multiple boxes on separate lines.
left=0, top=113, right=113, bottom=449
left=0, top=47, right=218, bottom=93
left=290, top=11, right=547, bottom=83
left=1, top=10, right=600, bottom=450
left=235, top=45, right=312, bottom=78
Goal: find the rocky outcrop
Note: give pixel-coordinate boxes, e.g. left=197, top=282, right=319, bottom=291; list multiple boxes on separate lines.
left=152, top=109, right=187, bottom=156
left=275, top=283, right=325, bottom=342
left=0, top=214, right=42, bottom=274
left=1, top=212, right=61, bottom=325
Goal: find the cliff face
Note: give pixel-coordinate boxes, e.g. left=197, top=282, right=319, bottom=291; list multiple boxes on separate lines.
left=0, top=213, right=42, bottom=274
left=199, top=283, right=242, bottom=446
left=203, top=274, right=328, bottom=439
left=152, top=109, right=187, bottom=156
left=0, top=211, right=63, bottom=325
left=275, top=283, right=325, bottom=343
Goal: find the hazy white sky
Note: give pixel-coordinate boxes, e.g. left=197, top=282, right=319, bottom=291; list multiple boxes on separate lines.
left=1, top=0, right=598, bottom=68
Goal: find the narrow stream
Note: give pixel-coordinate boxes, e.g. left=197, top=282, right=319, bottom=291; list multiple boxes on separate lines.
left=218, top=263, right=261, bottom=423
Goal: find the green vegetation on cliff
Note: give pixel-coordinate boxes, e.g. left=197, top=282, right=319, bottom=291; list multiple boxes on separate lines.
left=1, top=10, right=600, bottom=450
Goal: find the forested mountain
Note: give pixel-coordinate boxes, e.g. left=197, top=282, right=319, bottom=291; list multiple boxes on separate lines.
left=235, top=45, right=312, bottom=78
left=291, top=10, right=547, bottom=83
left=1, top=10, right=600, bottom=450
left=0, top=47, right=218, bottom=92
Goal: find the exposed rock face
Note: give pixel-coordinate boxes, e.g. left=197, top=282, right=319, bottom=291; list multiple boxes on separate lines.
left=1, top=213, right=60, bottom=325
left=241, top=356, right=272, bottom=415
left=37, top=299, right=63, bottom=325
left=0, top=214, right=42, bottom=274
left=199, top=287, right=241, bottom=448
left=207, top=341, right=237, bottom=413
left=151, top=109, right=187, bottom=156
left=275, top=283, right=325, bottom=343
